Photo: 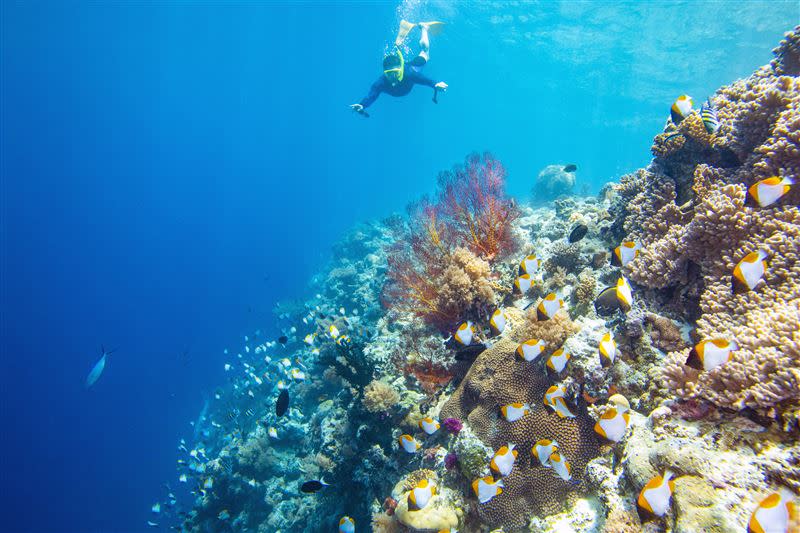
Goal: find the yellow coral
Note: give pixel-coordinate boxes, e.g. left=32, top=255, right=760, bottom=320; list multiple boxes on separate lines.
left=362, top=380, right=400, bottom=413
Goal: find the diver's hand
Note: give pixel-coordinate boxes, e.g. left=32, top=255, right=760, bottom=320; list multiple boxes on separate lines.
left=435, top=82, right=448, bottom=91
left=350, top=103, right=364, bottom=113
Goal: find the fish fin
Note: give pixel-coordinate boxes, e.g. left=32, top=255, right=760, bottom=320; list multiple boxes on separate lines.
left=685, top=349, right=703, bottom=370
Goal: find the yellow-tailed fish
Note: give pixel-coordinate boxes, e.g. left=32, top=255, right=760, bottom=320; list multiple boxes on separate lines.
left=732, top=251, right=768, bottom=293
left=408, top=478, right=435, bottom=510
left=748, top=176, right=794, bottom=208
left=532, top=439, right=559, bottom=467
left=546, top=348, right=571, bottom=374
left=490, top=444, right=518, bottom=477
left=686, top=339, right=738, bottom=371
left=514, top=274, right=534, bottom=294
left=748, top=490, right=797, bottom=533
left=519, top=254, right=540, bottom=275
left=670, top=95, right=694, bottom=124
left=501, top=402, right=531, bottom=422
left=593, top=407, right=630, bottom=443
left=419, top=416, right=440, bottom=435
left=611, top=241, right=640, bottom=267
left=549, top=452, right=572, bottom=481
left=598, top=332, right=617, bottom=367
left=638, top=471, right=675, bottom=517
left=490, top=309, right=508, bottom=335
left=537, top=293, right=564, bottom=320
left=454, top=321, right=475, bottom=346
left=398, top=434, right=421, bottom=453
left=472, top=476, right=504, bottom=504
left=516, top=339, right=546, bottom=362
left=338, top=516, right=355, bottom=533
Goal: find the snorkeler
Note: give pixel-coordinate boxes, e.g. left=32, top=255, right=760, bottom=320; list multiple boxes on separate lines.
left=350, top=20, right=448, bottom=117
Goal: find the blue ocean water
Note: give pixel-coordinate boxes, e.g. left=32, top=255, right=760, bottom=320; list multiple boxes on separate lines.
left=0, top=1, right=795, bottom=531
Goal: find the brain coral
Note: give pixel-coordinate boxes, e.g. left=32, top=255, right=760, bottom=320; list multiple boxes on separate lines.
left=610, top=27, right=800, bottom=425
left=440, top=338, right=600, bottom=531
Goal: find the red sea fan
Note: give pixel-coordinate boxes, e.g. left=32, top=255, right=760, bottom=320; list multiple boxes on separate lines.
left=381, top=153, right=518, bottom=330
left=435, top=152, right=519, bottom=261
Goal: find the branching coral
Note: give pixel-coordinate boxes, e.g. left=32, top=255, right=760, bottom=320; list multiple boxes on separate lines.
left=610, top=28, right=800, bottom=424
left=383, top=245, right=497, bottom=331
left=362, top=380, right=401, bottom=413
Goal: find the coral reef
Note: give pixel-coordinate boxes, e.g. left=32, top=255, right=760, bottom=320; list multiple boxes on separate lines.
left=606, top=27, right=800, bottom=424
left=440, top=338, right=601, bottom=530
left=168, top=30, right=800, bottom=533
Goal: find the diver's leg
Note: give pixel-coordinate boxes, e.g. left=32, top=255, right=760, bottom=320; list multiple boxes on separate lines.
left=395, top=20, right=416, bottom=46
left=417, top=23, right=430, bottom=62
left=415, top=22, right=443, bottom=63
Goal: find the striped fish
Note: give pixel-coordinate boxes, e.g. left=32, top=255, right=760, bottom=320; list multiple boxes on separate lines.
left=701, top=99, right=719, bottom=134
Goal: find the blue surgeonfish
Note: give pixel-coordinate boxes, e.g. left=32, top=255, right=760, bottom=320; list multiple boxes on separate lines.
left=701, top=98, right=719, bottom=133
left=748, top=176, right=794, bottom=208
left=408, top=478, right=435, bottom=510
left=501, top=402, right=531, bottom=422
left=339, top=516, right=355, bottom=533
left=472, top=476, right=504, bottom=504
left=732, top=250, right=768, bottom=293
left=517, top=339, right=546, bottom=362
left=638, top=471, right=675, bottom=517
left=670, top=95, right=694, bottom=124
left=532, top=439, right=559, bottom=467
left=85, top=346, right=114, bottom=388
left=490, top=444, right=518, bottom=476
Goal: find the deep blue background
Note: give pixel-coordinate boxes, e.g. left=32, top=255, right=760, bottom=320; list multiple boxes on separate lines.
left=1, top=1, right=795, bottom=531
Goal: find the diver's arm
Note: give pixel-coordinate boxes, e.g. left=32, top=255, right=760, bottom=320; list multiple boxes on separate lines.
left=357, top=78, right=385, bottom=109
left=409, top=70, right=437, bottom=88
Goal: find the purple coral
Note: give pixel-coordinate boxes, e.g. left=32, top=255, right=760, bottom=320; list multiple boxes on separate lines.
left=444, top=452, right=458, bottom=470
left=442, top=417, right=463, bottom=434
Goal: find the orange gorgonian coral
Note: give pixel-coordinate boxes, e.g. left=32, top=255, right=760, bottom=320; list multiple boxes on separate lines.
left=382, top=153, right=518, bottom=331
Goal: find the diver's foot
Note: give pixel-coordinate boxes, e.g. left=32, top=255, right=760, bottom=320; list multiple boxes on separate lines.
left=395, top=19, right=416, bottom=46
left=418, top=21, right=445, bottom=36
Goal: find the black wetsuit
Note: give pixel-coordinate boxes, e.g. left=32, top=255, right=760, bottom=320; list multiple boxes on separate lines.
left=359, top=63, right=437, bottom=109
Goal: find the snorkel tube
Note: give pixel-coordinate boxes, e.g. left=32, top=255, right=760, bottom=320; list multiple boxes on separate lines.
left=383, top=48, right=405, bottom=83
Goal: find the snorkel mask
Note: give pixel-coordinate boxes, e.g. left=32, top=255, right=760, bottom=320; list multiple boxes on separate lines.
left=383, top=49, right=404, bottom=84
